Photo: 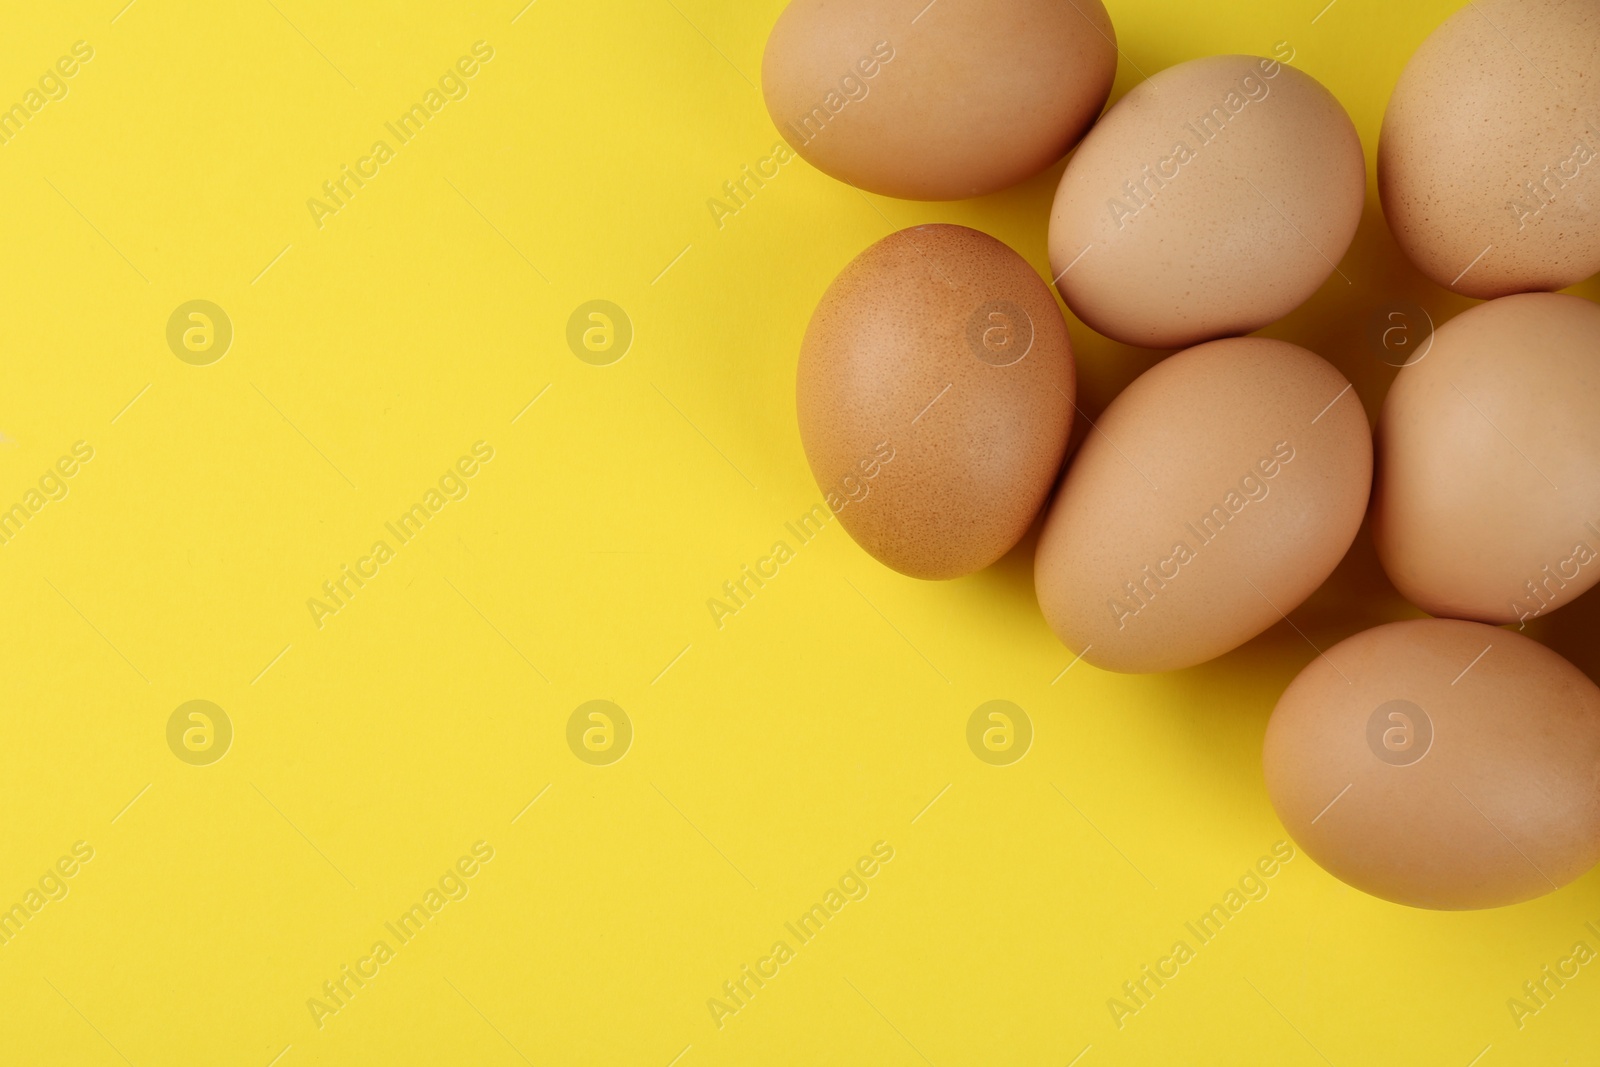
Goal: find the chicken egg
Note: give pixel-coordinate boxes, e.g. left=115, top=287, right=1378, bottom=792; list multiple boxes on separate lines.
left=797, top=224, right=1075, bottom=579
left=1374, top=293, right=1600, bottom=626
left=1048, top=54, right=1364, bottom=348
left=1379, top=0, right=1600, bottom=298
left=1264, top=618, right=1600, bottom=909
left=1034, top=336, right=1370, bottom=672
left=762, top=0, right=1117, bottom=200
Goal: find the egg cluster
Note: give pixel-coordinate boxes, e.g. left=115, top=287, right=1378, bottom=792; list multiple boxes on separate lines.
left=765, top=0, right=1600, bottom=911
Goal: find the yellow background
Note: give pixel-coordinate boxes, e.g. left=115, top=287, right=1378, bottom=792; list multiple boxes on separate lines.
left=2, top=0, right=1598, bottom=1063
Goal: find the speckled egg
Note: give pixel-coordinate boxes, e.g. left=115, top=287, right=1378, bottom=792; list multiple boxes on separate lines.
left=762, top=0, right=1118, bottom=200
left=797, top=224, right=1074, bottom=579
left=1380, top=0, right=1600, bottom=298
left=1048, top=54, right=1364, bottom=349
left=1264, top=618, right=1600, bottom=910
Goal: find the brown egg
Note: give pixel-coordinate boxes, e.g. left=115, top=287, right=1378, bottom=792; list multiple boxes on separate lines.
left=1374, top=293, right=1600, bottom=626
left=761, top=0, right=1117, bottom=200
left=1379, top=0, right=1600, bottom=298
left=1034, top=337, right=1370, bottom=673
left=796, top=224, right=1074, bottom=579
left=1263, top=619, right=1600, bottom=910
left=1048, top=55, right=1364, bottom=349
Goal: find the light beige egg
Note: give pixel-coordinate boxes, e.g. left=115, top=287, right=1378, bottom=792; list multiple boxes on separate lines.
left=1034, top=337, right=1370, bottom=672
left=797, top=224, right=1074, bottom=579
left=1374, top=293, right=1600, bottom=625
left=1264, top=618, right=1600, bottom=910
left=1379, top=0, right=1600, bottom=298
left=1048, top=54, right=1364, bottom=349
left=762, top=0, right=1117, bottom=200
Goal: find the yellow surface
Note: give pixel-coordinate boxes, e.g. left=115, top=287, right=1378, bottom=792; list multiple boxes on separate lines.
left=2, top=0, right=1599, bottom=1064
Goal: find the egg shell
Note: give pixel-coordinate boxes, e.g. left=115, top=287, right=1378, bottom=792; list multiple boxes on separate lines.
left=1379, top=0, right=1600, bottom=298
left=1034, top=337, right=1371, bottom=673
left=1374, top=293, right=1600, bottom=625
left=761, top=0, right=1117, bottom=200
left=1048, top=54, right=1364, bottom=349
left=796, top=224, right=1074, bottom=580
left=1263, top=618, right=1600, bottom=910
